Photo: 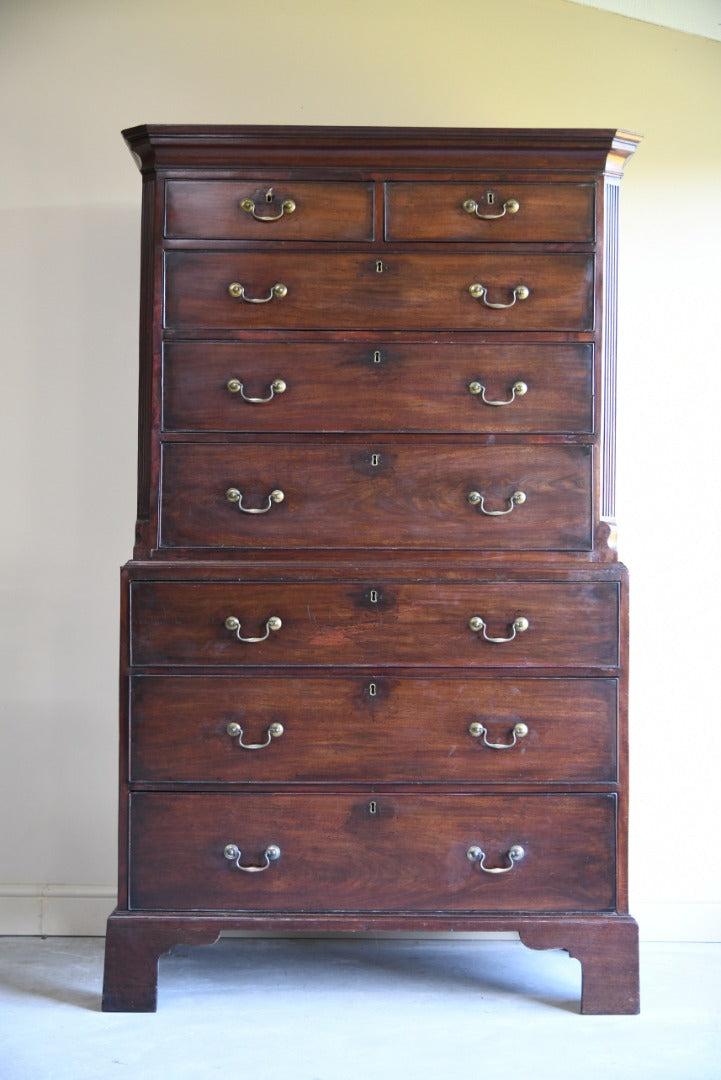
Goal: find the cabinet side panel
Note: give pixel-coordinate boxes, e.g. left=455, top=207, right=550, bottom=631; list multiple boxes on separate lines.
left=601, top=178, right=620, bottom=526
left=134, top=175, right=162, bottom=556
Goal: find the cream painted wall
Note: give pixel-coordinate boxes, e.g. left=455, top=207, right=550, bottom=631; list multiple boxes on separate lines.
left=1, top=0, right=720, bottom=939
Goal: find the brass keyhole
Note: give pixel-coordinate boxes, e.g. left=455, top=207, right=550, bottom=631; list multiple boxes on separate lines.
left=368, top=682, right=377, bottom=697
left=265, top=188, right=274, bottom=203
left=376, top=260, right=384, bottom=273
left=487, top=191, right=495, bottom=205
left=369, top=589, right=379, bottom=604
left=373, top=350, right=382, bottom=364
left=371, top=453, right=380, bottom=467
left=369, top=801, right=378, bottom=815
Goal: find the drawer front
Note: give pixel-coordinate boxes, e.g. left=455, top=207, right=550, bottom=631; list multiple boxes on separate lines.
left=165, top=180, right=375, bottom=241
left=386, top=182, right=595, bottom=242
left=129, top=792, right=617, bottom=912
left=129, top=581, right=619, bottom=669
left=130, top=675, right=618, bottom=783
left=159, top=443, right=592, bottom=551
left=162, top=342, right=594, bottom=435
left=164, top=252, right=594, bottom=331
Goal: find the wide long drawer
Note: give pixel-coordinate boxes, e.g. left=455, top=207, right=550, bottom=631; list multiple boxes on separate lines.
left=164, top=252, right=594, bottom=331
left=129, top=675, right=618, bottom=783
left=129, top=792, right=617, bottom=912
left=162, top=342, right=594, bottom=435
left=129, top=581, right=619, bottom=669
left=159, top=443, right=592, bottom=551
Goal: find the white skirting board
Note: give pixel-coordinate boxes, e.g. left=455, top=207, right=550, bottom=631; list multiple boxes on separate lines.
left=0, top=889, right=719, bottom=941
left=0, top=886, right=117, bottom=936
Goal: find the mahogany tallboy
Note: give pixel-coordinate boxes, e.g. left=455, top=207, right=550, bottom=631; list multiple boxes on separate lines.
left=103, top=126, right=641, bottom=1013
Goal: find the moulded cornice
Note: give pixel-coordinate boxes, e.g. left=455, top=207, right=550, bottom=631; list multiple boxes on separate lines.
left=122, top=125, right=642, bottom=176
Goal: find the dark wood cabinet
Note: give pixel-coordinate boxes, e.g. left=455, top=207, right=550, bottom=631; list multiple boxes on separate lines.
left=103, top=126, right=640, bottom=1014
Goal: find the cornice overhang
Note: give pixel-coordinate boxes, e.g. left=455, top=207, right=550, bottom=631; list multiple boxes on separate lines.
left=122, top=125, right=643, bottom=176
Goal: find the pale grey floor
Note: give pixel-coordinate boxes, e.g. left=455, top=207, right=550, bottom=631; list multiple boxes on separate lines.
left=0, top=937, right=719, bottom=1079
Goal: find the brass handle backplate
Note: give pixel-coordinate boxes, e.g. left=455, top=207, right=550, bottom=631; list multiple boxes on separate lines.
left=467, top=490, right=526, bottom=516
left=228, top=282, right=288, bottom=303
left=227, top=377, right=287, bottom=402
left=466, top=844, right=525, bottom=874
left=468, top=380, right=528, bottom=405
left=224, top=615, right=283, bottom=643
left=240, top=188, right=296, bottom=221
left=468, top=615, right=529, bottom=643
left=224, top=843, right=282, bottom=872
left=468, top=283, right=529, bottom=309
left=468, top=721, right=529, bottom=748
left=462, top=197, right=520, bottom=220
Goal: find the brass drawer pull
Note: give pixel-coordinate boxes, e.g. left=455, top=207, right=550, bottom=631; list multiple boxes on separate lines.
left=466, top=844, right=525, bottom=874
left=226, top=377, right=287, bottom=402
left=468, top=283, right=529, bottom=309
left=224, top=843, right=281, bottom=872
left=226, top=488, right=285, bottom=514
left=468, top=380, right=527, bottom=405
left=240, top=189, right=296, bottom=221
left=467, top=490, right=526, bottom=515
left=468, top=721, right=529, bottom=748
left=228, top=282, right=288, bottom=303
left=226, top=721, right=284, bottom=749
left=224, top=615, right=282, bottom=643
left=468, top=615, right=529, bottom=643
left=462, top=197, right=520, bottom=220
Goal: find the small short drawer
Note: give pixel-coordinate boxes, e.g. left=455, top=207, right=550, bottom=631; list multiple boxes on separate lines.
left=129, top=792, right=617, bottom=912
left=165, top=180, right=375, bottom=241
left=159, top=442, right=592, bottom=552
left=385, top=182, right=595, bottom=242
left=162, top=342, right=594, bottom=435
left=129, top=580, right=620, bottom=669
left=164, top=252, right=594, bottom=331
left=129, top=675, right=618, bottom=784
